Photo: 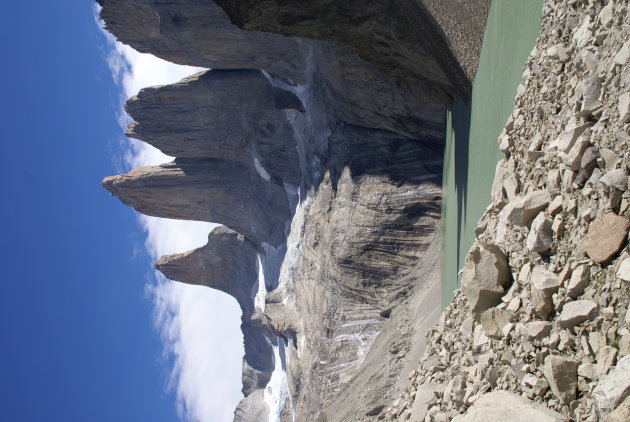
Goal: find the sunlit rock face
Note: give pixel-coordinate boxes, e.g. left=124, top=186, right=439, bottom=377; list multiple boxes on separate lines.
left=124, top=69, right=303, bottom=185
left=99, top=0, right=489, bottom=420
left=102, top=159, right=292, bottom=247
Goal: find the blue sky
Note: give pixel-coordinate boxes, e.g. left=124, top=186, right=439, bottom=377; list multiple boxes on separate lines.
left=0, top=2, right=243, bottom=421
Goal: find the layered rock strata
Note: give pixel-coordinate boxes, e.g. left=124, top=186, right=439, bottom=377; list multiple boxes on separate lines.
left=388, top=0, right=630, bottom=420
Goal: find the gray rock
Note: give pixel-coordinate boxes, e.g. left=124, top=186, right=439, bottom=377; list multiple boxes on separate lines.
left=573, top=17, right=592, bottom=49
left=558, top=300, right=599, bottom=329
left=547, top=44, right=572, bottom=63
left=500, top=190, right=552, bottom=229
left=102, top=159, right=292, bottom=246
left=617, top=258, right=630, bottom=282
left=593, top=355, right=630, bottom=418
left=491, top=160, right=508, bottom=204
left=531, top=266, right=562, bottom=320
left=527, top=212, right=553, bottom=252
left=619, top=92, right=630, bottom=124
left=548, top=123, right=591, bottom=153
left=560, top=133, right=591, bottom=171
left=461, top=241, right=511, bottom=317
left=480, top=308, right=512, bottom=339
left=522, top=321, right=553, bottom=341
left=613, top=41, right=629, bottom=66
left=600, top=169, right=628, bottom=192
left=576, top=147, right=599, bottom=186
left=600, top=149, right=620, bottom=171
left=543, top=355, right=579, bottom=405
left=459, top=390, right=567, bottom=421
left=578, top=362, right=596, bottom=380
left=578, top=76, right=603, bottom=115
left=408, top=383, right=442, bottom=421
left=473, top=324, right=489, bottom=348
left=566, top=265, right=590, bottom=299
left=596, top=346, right=618, bottom=378
left=605, top=395, right=630, bottom=422
left=548, top=195, right=563, bottom=216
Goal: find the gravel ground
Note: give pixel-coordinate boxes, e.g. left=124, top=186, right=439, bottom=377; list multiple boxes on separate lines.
left=421, top=0, right=491, bottom=83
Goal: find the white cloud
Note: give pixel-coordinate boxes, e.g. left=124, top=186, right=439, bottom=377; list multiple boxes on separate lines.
left=95, top=5, right=244, bottom=422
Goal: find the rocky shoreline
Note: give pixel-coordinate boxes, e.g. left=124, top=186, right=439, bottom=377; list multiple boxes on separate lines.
left=387, top=1, right=629, bottom=420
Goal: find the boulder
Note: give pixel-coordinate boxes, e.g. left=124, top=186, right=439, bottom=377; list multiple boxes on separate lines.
left=522, top=321, right=553, bottom=341
left=548, top=195, right=563, bottom=216
left=557, top=300, right=599, bottom=329
left=566, top=265, right=590, bottom=299
left=547, top=44, right=572, bottom=63
left=530, top=266, right=562, bottom=320
left=599, top=169, right=628, bottom=192
left=593, top=355, right=630, bottom=418
left=480, top=308, right=512, bottom=339
left=548, top=123, right=590, bottom=153
left=543, top=355, right=579, bottom=405
left=596, top=346, right=618, bottom=378
left=526, top=212, right=553, bottom=252
left=583, top=213, right=629, bottom=263
left=408, top=383, right=442, bottom=421
left=459, top=390, right=567, bottom=421
left=618, top=92, right=630, bottom=124
left=617, top=258, right=630, bottom=282
left=605, top=395, right=630, bottom=422
left=578, top=76, right=603, bottom=115
left=473, top=324, right=489, bottom=348
left=613, top=41, right=629, bottom=66
left=461, top=242, right=511, bottom=317
left=516, top=190, right=553, bottom=226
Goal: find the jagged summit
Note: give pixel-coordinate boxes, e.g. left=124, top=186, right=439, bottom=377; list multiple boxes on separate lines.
left=154, top=226, right=258, bottom=311
left=102, top=159, right=291, bottom=247
left=98, top=0, right=493, bottom=421
left=124, top=69, right=303, bottom=184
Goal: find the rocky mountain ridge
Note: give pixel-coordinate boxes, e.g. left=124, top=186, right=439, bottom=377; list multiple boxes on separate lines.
left=98, top=0, right=490, bottom=420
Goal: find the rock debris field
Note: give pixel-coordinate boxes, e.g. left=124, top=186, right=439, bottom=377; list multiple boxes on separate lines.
left=387, top=0, right=629, bottom=421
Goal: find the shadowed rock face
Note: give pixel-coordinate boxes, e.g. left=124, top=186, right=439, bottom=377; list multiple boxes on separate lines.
left=213, top=0, right=470, bottom=100
left=125, top=69, right=303, bottom=184
left=97, top=0, right=308, bottom=83
left=102, top=159, right=291, bottom=246
left=97, top=0, right=446, bottom=138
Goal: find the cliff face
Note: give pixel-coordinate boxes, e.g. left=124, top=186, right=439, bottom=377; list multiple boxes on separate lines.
left=98, top=1, right=491, bottom=421
left=97, top=0, right=448, bottom=138
left=125, top=69, right=303, bottom=184
left=102, top=159, right=291, bottom=246
left=212, top=0, right=487, bottom=100
left=155, top=227, right=275, bottom=410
